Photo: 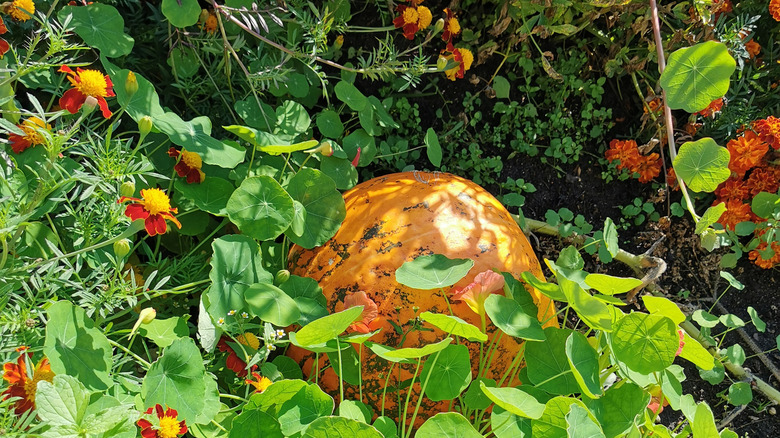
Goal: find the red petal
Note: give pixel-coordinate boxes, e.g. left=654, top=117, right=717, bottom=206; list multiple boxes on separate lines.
left=186, top=168, right=201, bottom=183
left=0, top=39, right=9, bottom=58
left=174, top=161, right=189, bottom=178
left=167, top=147, right=180, bottom=158
left=154, top=404, right=165, bottom=418
left=0, top=16, right=7, bottom=34
left=59, top=65, right=74, bottom=74
left=124, top=203, right=150, bottom=221
left=8, top=134, right=31, bottom=153
left=145, top=215, right=166, bottom=236
left=59, top=88, right=87, bottom=114
left=161, top=212, right=182, bottom=229
left=136, top=419, right=152, bottom=429
left=97, top=97, right=112, bottom=118
left=117, top=196, right=143, bottom=204
left=165, top=407, right=178, bottom=418
left=179, top=422, right=188, bottom=434
left=153, top=214, right=168, bottom=235
left=139, top=426, right=157, bottom=438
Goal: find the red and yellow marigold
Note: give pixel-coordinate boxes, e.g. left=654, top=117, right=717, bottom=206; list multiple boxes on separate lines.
left=393, top=3, right=432, bottom=40
left=168, top=147, right=205, bottom=183
left=7, top=0, right=35, bottom=21
left=442, top=8, right=461, bottom=43
left=118, top=188, right=181, bottom=237
left=2, top=346, right=55, bottom=415
left=0, top=16, right=9, bottom=58
left=8, top=116, right=50, bottom=153
left=440, top=43, right=474, bottom=81
left=137, top=404, right=187, bottom=438
left=246, top=372, right=272, bottom=393
left=59, top=65, right=115, bottom=118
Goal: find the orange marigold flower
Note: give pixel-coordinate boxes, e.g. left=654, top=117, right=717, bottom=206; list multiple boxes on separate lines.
left=201, top=11, right=218, bottom=34
left=8, top=0, right=34, bottom=21
left=715, top=177, right=749, bottom=201
left=441, top=43, right=473, bottom=81
left=713, top=0, right=733, bottom=19
left=745, top=40, right=761, bottom=59
left=716, top=200, right=753, bottom=231
left=168, top=147, right=205, bottom=183
left=137, top=404, right=187, bottom=438
left=2, top=347, right=55, bottom=415
left=694, top=97, right=724, bottom=118
left=451, top=270, right=505, bottom=317
left=753, top=116, right=780, bottom=149
left=118, top=188, right=181, bottom=236
left=8, top=116, right=51, bottom=153
left=417, top=5, right=432, bottom=30
left=342, top=291, right=383, bottom=333
left=633, top=153, right=662, bottom=183
left=246, top=372, right=272, bottom=393
left=749, top=241, right=780, bottom=269
left=393, top=5, right=420, bottom=39
left=727, top=131, right=768, bottom=177
left=770, top=0, right=780, bottom=21
left=442, top=8, right=461, bottom=43
left=746, top=166, right=780, bottom=196
left=605, top=139, right=641, bottom=171
left=59, top=65, right=115, bottom=118
left=0, top=16, right=9, bottom=59
left=666, top=168, right=680, bottom=191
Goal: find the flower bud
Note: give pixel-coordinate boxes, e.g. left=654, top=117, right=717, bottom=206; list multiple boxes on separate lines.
left=125, top=71, right=139, bottom=97
left=113, top=238, right=132, bottom=258
left=274, top=269, right=290, bottom=285
left=119, top=181, right=135, bottom=197
left=82, top=96, right=98, bottom=114
left=138, top=116, right=153, bottom=137
left=436, top=56, right=448, bottom=70
left=334, top=35, right=344, bottom=50
left=433, top=18, right=445, bottom=34
left=305, top=141, right=333, bottom=157
left=139, top=307, right=156, bottom=324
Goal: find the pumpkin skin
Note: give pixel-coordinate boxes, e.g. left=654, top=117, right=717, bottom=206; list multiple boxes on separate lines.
left=287, top=171, right=556, bottom=424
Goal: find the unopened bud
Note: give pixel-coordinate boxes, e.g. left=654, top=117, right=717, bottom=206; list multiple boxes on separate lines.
left=119, top=181, right=135, bottom=197
left=274, top=269, right=290, bottom=285
left=113, top=238, right=132, bottom=258
left=139, top=307, right=156, bottom=324
left=334, top=35, right=344, bottom=49
left=433, top=18, right=445, bottom=34
left=82, top=96, right=98, bottom=114
left=305, top=141, right=333, bottom=157
left=138, top=116, right=153, bottom=137
left=125, top=71, right=139, bottom=97
left=437, top=56, right=448, bottom=70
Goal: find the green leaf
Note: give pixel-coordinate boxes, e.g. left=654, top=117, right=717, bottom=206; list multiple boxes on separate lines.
left=279, top=275, right=326, bottom=305
left=557, top=246, right=584, bottom=270
left=229, top=409, right=282, bottom=438
left=751, top=191, right=780, bottom=219
left=532, top=397, right=592, bottom=438
left=659, top=41, right=736, bottom=113
left=317, top=110, right=345, bottom=138
left=320, top=155, right=358, bottom=190
left=480, top=384, right=545, bottom=419
left=294, top=306, right=364, bottom=346
left=748, top=306, right=766, bottom=332
left=696, top=203, right=727, bottom=234
left=175, top=177, right=234, bottom=216
left=416, top=413, right=482, bottom=438
left=419, top=312, right=487, bottom=342
left=727, top=382, right=752, bottom=406
left=463, top=378, right=496, bottom=410
left=420, top=344, right=472, bottom=401
left=334, top=81, right=368, bottom=111
left=338, top=400, right=372, bottom=423
left=358, top=105, right=378, bottom=135
left=328, top=343, right=361, bottom=385
left=484, top=294, right=545, bottom=341
left=565, top=332, right=602, bottom=399
left=155, top=113, right=245, bottom=168
left=138, top=317, right=189, bottom=348
left=342, top=129, right=376, bottom=166
left=376, top=337, right=452, bottom=360
left=692, top=310, right=720, bottom=328
left=302, top=416, right=382, bottom=438
left=610, top=313, right=679, bottom=374
left=559, top=277, right=612, bottom=331
left=585, top=274, right=642, bottom=296
left=44, top=301, right=113, bottom=390
left=100, top=60, right=165, bottom=121
left=284, top=168, right=346, bottom=249
left=566, top=404, right=605, bottom=438
left=493, top=76, right=511, bottom=99
left=142, top=338, right=206, bottom=424
left=226, top=176, right=295, bottom=241
left=525, top=327, right=581, bottom=395
left=725, top=344, right=745, bottom=366
left=642, top=296, right=685, bottom=325
left=36, top=375, right=90, bottom=427
left=244, top=283, right=301, bottom=326
left=59, top=4, right=133, bottom=58
left=720, top=271, right=745, bottom=290
left=275, top=383, right=335, bottom=436
left=425, top=128, right=442, bottom=167
left=161, top=0, right=201, bottom=27
left=395, top=254, right=474, bottom=290
left=584, top=382, right=648, bottom=438
left=491, top=406, right=532, bottom=438
left=720, top=314, right=745, bottom=328
left=522, top=272, right=567, bottom=302
left=235, top=97, right=275, bottom=131
left=372, top=416, right=398, bottom=438
left=673, top=138, right=730, bottom=193
left=692, top=402, right=719, bottom=438
left=274, top=100, right=312, bottom=137
left=168, top=46, right=200, bottom=78
left=603, top=218, right=619, bottom=257
left=699, top=360, right=725, bottom=384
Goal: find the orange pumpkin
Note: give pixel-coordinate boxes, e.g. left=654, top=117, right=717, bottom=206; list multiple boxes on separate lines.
left=287, top=171, right=557, bottom=423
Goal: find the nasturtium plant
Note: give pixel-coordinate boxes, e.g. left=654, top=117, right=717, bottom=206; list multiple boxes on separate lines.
left=610, top=312, right=679, bottom=374
left=660, top=41, right=736, bottom=113
left=59, top=4, right=134, bottom=58
left=673, top=138, right=730, bottom=193
left=395, top=254, right=474, bottom=290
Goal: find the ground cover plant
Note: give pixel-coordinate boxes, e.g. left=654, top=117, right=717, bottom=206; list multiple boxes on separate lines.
left=1, top=0, right=780, bottom=436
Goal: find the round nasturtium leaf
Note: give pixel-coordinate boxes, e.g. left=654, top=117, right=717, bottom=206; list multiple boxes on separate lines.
left=142, top=338, right=206, bottom=424
left=416, top=413, right=482, bottom=438
left=395, top=254, right=474, bottom=290
left=525, top=327, right=581, bottom=395
left=302, top=416, right=382, bottom=438
left=161, top=0, right=201, bottom=28
left=672, top=138, right=730, bottom=193
left=316, top=109, right=345, bottom=138
left=420, top=312, right=487, bottom=343
left=484, top=294, right=545, bottom=341
left=58, top=4, right=134, bottom=58
left=480, top=383, right=545, bottom=419
left=227, top=176, right=295, bottom=241
left=659, top=41, right=736, bottom=113
left=244, top=283, right=301, bottom=327
left=284, top=168, right=346, bottom=249
left=175, top=177, right=234, bottom=216
left=334, top=81, right=368, bottom=111
left=420, top=344, right=472, bottom=401
left=319, top=155, right=358, bottom=190
left=610, top=312, right=680, bottom=374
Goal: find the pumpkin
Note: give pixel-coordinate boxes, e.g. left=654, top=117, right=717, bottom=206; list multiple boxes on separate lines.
left=287, top=171, right=556, bottom=424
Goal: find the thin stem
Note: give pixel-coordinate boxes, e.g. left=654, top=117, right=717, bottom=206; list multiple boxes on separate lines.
left=108, top=338, right=151, bottom=369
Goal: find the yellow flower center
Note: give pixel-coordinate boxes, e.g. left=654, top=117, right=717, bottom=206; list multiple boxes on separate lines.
left=255, top=376, right=272, bottom=392
left=460, top=48, right=474, bottom=71
left=73, top=69, right=109, bottom=98
left=22, top=365, right=54, bottom=403
left=402, top=7, right=419, bottom=25
left=447, top=17, right=461, bottom=35
left=417, top=6, right=432, bottom=29
left=140, top=188, right=172, bottom=216
left=180, top=149, right=203, bottom=169
left=21, top=117, right=50, bottom=145
left=10, top=0, right=34, bottom=21
left=158, top=415, right=181, bottom=438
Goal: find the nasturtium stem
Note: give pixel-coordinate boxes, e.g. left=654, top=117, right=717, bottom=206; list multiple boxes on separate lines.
left=401, top=359, right=423, bottom=438
left=108, top=338, right=150, bottom=369
left=407, top=351, right=442, bottom=438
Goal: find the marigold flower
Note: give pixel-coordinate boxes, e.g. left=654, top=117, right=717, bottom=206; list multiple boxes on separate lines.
left=201, top=10, right=218, bottom=34
left=8, top=116, right=50, bottom=153
left=137, top=404, right=187, bottom=438
left=168, top=147, right=205, bottom=183
left=8, top=0, right=34, bottom=21
left=715, top=177, right=749, bottom=201
left=666, top=168, right=680, bottom=191
left=441, top=44, right=474, bottom=81
left=749, top=241, right=780, bottom=269
left=417, top=6, right=432, bottom=30
left=633, top=153, right=662, bottom=183
left=745, top=166, right=780, bottom=196
left=217, top=334, right=259, bottom=378
left=442, top=8, right=461, bottom=43
left=727, top=131, right=768, bottom=176
left=753, top=116, right=780, bottom=149
left=246, top=372, right=272, bottom=393
left=451, top=270, right=505, bottom=317
left=2, top=347, right=55, bottom=414
left=59, top=65, right=115, bottom=118
left=745, top=40, right=761, bottom=59
left=342, top=291, right=383, bottom=333
left=0, top=16, right=9, bottom=59
left=605, top=139, right=641, bottom=171
left=393, top=5, right=420, bottom=39
left=118, top=188, right=181, bottom=237
left=694, top=97, right=724, bottom=118
left=713, top=0, right=733, bottom=19
left=716, top=200, right=753, bottom=231
left=770, top=0, right=780, bottom=21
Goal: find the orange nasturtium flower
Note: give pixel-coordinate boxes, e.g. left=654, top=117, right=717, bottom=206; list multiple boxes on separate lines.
left=753, top=116, right=780, bottom=149
left=0, top=16, right=9, bottom=58
left=343, top=291, right=383, bottom=333
left=442, top=8, right=461, bottom=43
left=726, top=131, right=768, bottom=177
left=440, top=43, right=474, bottom=81
left=2, top=346, right=55, bottom=415
left=451, top=270, right=505, bottom=317
left=770, top=0, right=780, bottom=21
left=168, top=147, right=205, bottom=183
left=393, top=4, right=432, bottom=40
left=8, top=116, right=51, bottom=153
left=246, top=372, right=272, bottom=393
left=118, top=188, right=182, bottom=236
left=8, top=0, right=35, bottom=21
left=716, top=200, right=753, bottom=231
left=59, top=65, right=115, bottom=118
left=694, top=97, right=724, bottom=118
left=137, top=404, right=187, bottom=438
